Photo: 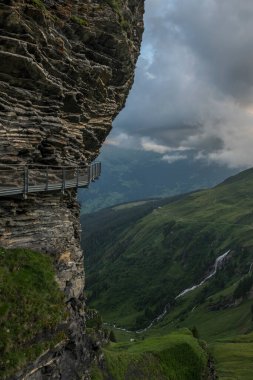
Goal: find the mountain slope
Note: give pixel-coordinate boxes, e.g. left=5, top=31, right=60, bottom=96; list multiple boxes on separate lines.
left=82, top=168, right=253, bottom=330
left=78, top=145, right=237, bottom=213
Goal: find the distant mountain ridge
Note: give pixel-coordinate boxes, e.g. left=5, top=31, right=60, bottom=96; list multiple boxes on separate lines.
left=78, top=145, right=237, bottom=213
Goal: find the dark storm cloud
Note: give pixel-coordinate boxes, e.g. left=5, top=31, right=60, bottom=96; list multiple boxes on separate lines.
left=168, top=0, right=253, bottom=103
left=109, top=0, right=253, bottom=168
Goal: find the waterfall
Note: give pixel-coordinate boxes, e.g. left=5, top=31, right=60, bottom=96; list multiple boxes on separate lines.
left=105, top=250, right=230, bottom=335
left=176, top=250, right=230, bottom=299
left=136, top=303, right=171, bottom=334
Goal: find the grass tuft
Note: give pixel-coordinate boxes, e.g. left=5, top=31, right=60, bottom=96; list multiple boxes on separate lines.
left=31, top=0, right=45, bottom=9
left=71, top=15, right=88, bottom=26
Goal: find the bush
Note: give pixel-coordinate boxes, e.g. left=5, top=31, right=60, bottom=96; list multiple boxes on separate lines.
left=31, top=0, right=45, bottom=9
left=86, top=309, right=103, bottom=330
left=191, top=326, right=200, bottom=339
left=71, top=15, right=88, bottom=26
left=109, top=330, right=117, bottom=342
left=103, top=0, right=121, bottom=13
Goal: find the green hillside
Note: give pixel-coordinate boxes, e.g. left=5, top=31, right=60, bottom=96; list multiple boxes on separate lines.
left=210, top=332, right=253, bottom=379
left=91, top=329, right=208, bottom=380
left=83, top=168, right=253, bottom=329
left=83, top=167, right=253, bottom=378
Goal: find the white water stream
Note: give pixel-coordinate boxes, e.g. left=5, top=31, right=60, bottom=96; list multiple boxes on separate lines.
left=136, top=302, right=171, bottom=334
left=105, top=250, right=230, bottom=334
left=175, top=250, right=230, bottom=299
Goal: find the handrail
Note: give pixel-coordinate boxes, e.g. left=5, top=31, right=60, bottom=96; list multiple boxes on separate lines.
left=0, top=162, right=101, bottom=198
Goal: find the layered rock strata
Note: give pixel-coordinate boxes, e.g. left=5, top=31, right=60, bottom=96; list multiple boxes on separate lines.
left=0, top=0, right=144, bottom=378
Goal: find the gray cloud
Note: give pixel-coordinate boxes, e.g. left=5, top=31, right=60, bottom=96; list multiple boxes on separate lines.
left=109, top=0, right=253, bottom=168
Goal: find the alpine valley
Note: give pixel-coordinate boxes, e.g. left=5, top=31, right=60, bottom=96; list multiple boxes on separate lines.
left=82, top=167, right=253, bottom=379
left=78, top=144, right=237, bottom=214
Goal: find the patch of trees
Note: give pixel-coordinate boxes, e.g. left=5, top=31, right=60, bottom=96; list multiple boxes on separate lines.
left=233, top=274, right=253, bottom=300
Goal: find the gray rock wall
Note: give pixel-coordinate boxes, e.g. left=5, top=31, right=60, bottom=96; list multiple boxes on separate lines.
left=0, top=0, right=144, bottom=378
left=0, top=0, right=144, bottom=165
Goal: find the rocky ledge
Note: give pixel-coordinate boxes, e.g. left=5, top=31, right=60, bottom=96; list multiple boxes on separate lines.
left=0, top=0, right=144, bottom=378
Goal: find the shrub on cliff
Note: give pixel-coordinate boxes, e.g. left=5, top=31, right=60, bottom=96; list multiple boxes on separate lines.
left=103, top=0, right=121, bottom=13
left=0, top=248, right=67, bottom=378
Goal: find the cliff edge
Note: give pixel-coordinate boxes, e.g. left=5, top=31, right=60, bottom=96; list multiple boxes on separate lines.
left=0, top=0, right=144, bottom=378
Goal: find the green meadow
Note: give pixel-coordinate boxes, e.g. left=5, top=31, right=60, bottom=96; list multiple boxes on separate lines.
left=91, top=329, right=208, bottom=380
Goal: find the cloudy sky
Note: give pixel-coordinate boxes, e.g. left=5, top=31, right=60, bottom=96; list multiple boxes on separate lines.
left=107, top=0, right=253, bottom=168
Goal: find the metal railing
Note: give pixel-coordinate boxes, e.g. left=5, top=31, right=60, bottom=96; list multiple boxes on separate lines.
left=0, top=162, right=101, bottom=198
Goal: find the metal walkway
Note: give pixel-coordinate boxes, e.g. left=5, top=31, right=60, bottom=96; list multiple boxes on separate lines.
left=0, top=162, right=101, bottom=197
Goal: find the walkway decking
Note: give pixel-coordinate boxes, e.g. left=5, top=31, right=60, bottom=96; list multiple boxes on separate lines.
left=0, top=162, right=101, bottom=197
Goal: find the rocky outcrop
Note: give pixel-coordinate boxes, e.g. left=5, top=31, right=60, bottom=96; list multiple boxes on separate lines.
left=0, top=0, right=144, bottom=166
left=0, top=0, right=144, bottom=378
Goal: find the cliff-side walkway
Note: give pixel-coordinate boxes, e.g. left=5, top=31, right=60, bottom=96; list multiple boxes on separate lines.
left=0, top=162, right=101, bottom=197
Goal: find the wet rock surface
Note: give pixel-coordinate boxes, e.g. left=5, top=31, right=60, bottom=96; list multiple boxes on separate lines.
left=0, top=0, right=144, bottom=378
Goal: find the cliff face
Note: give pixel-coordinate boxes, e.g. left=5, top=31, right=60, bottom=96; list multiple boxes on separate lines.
left=0, top=0, right=144, bottom=165
left=0, top=0, right=144, bottom=378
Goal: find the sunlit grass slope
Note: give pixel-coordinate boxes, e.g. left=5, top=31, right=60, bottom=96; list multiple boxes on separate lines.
left=84, top=168, right=253, bottom=329
left=210, top=332, right=253, bottom=380
left=0, top=247, right=67, bottom=379
left=91, top=329, right=208, bottom=380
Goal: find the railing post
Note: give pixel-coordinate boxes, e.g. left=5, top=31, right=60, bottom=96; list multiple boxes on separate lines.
left=23, top=166, right=29, bottom=199
left=87, top=165, right=91, bottom=184
left=89, top=165, right=91, bottom=183
left=91, top=164, right=94, bottom=182
left=62, top=168, right=66, bottom=194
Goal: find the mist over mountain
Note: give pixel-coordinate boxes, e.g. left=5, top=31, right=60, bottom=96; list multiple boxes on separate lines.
left=78, top=144, right=238, bottom=213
